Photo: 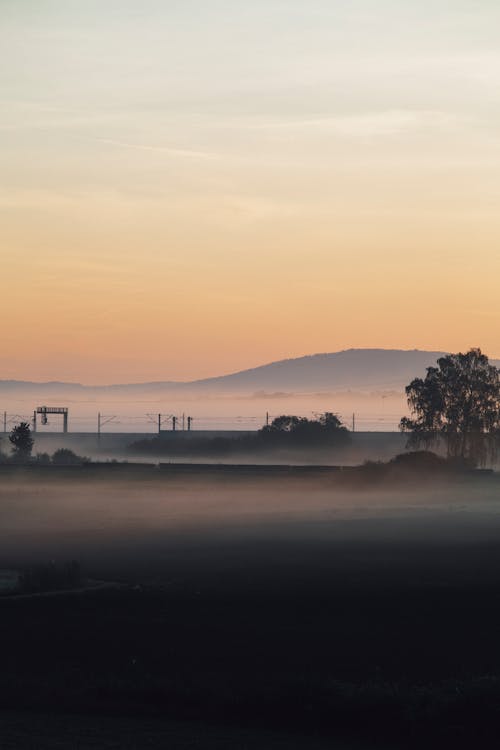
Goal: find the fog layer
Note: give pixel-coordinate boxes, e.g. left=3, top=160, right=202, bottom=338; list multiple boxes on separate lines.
left=1, top=472, right=500, bottom=588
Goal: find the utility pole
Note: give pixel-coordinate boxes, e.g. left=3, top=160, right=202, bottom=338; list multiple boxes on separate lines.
left=266, top=411, right=269, bottom=427
left=33, top=410, right=37, bottom=432
left=158, top=413, right=161, bottom=434
left=172, top=416, right=176, bottom=432
left=98, top=413, right=117, bottom=441
left=3, top=411, right=6, bottom=433
left=187, top=416, right=192, bottom=431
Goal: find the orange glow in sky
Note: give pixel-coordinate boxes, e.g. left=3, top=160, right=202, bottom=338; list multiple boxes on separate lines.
left=2, top=1, right=500, bottom=383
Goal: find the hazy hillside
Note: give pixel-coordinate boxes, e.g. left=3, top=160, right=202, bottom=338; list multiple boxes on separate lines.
left=192, top=349, right=450, bottom=392
left=2, top=349, right=497, bottom=397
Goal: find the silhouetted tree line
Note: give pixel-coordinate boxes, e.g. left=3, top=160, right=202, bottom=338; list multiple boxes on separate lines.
left=0, top=424, right=89, bottom=465
left=2, top=349, right=498, bottom=468
left=130, top=412, right=351, bottom=457
left=39, top=448, right=91, bottom=466
left=259, top=412, right=349, bottom=446
left=131, top=350, right=500, bottom=468
left=359, top=450, right=481, bottom=485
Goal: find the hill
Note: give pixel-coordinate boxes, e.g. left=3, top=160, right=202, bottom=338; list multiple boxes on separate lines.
left=2, top=349, right=497, bottom=397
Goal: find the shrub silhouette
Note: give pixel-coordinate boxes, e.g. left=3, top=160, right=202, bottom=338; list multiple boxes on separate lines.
left=52, top=448, right=89, bottom=466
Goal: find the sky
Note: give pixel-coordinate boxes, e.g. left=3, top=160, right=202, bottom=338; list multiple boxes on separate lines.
left=1, top=0, right=500, bottom=383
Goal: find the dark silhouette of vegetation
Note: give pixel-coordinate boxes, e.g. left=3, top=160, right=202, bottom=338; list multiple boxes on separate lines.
left=356, top=450, right=480, bottom=486
left=35, top=452, right=52, bottom=465
left=51, top=448, right=90, bottom=466
left=0, top=443, right=90, bottom=467
left=9, top=421, right=34, bottom=461
left=400, top=349, right=500, bottom=466
left=259, top=412, right=348, bottom=443
left=0, top=437, right=7, bottom=464
left=130, top=412, right=350, bottom=457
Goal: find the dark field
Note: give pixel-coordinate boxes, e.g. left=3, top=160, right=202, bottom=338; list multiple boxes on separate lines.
left=1, top=467, right=500, bottom=748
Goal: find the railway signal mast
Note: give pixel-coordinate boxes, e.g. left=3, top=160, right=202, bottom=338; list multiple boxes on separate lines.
left=33, top=406, right=69, bottom=433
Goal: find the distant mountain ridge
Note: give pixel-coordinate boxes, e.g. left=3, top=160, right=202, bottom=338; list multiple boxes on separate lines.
left=1, top=349, right=498, bottom=396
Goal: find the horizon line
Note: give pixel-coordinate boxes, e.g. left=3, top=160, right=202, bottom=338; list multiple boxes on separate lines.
left=0, top=347, right=495, bottom=389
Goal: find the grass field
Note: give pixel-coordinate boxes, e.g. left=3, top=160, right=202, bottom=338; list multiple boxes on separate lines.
left=1, top=467, right=500, bottom=747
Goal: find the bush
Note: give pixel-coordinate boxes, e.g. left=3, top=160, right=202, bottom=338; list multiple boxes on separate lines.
left=51, top=448, right=89, bottom=466
left=259, top=413, right=350, bottom=448
left=35, top=452, right=51, bottom=465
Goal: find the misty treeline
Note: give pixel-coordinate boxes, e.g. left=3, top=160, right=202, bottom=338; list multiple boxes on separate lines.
left=131, top=412, right=351, bottom=457
left=261, top=411, right=349, bottom=443
left=0, top=423, right=89, bottom=465
left=131, top=349, right=500, bottom=467
left=3, top=349, right=500, bottom=468
left=401, top=348, right=500, bottom=466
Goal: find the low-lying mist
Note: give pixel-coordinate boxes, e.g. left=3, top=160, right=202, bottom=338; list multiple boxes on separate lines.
left=1, top=471, right=500, bottom=589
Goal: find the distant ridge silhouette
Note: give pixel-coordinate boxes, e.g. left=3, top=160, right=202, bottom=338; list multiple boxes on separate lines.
left=1, top=349, right=498, bottom=395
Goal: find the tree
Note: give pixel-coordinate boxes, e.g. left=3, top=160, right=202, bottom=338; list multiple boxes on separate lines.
left=318, top=412, right=345, bottom=432
left=400, top=349, right=500, bottom=466
left=259, top=413, right=349, bottom=447
left=9, top=421, right=34, bottom=461
left=263, top=415, right=302, bottom=433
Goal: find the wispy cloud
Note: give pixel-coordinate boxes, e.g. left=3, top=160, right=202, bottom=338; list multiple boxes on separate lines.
left=94, top=138, right=219, bottom=160
left=246, top=110, right=468, bottom=137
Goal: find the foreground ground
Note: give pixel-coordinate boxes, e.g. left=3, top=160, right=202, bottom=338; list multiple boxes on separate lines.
left=0, top=712, right=350, bottom=750
left=1, top=466, right=500, bottom=747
